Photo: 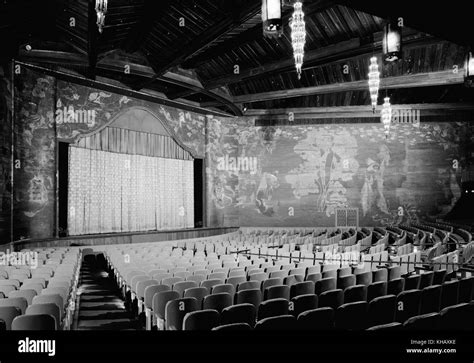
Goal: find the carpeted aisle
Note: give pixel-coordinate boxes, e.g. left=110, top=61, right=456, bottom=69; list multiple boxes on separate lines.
left=74, top=254, right=142, bottom=330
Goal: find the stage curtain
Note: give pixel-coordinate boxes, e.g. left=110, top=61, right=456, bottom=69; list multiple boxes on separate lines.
left=68, top=146, right=194, bottom=235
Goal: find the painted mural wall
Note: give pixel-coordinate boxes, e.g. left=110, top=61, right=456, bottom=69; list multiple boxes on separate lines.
left=0, top=66, right=13, bottom=243
left=3, top=64, right=473, bottom=241
left=6, top=65, right=210, bottom=241
left=206, top=118, right=473, bottom=228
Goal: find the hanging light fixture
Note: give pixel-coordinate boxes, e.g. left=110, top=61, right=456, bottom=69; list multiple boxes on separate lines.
left=290, top=1, right=306, bottom=80
left=368, top=57, right=380, bottom=112
left=381, top=97, right=392, bottom=138
left=262, top=0, right=282, bottom=38
left=465, top=51, right=474, bottom=86
left=382, top=21, right=402, bottom=62
left=95, top=0, right=108, bottom=34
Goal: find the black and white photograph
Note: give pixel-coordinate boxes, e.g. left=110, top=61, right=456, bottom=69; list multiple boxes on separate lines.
left=0, top=0, right=473, bottom=361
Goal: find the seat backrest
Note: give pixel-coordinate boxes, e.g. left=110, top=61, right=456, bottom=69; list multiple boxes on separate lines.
left=396, top=289, right=422, bottom=323
left=0, top=306, right=21, bottom=330
left=136, top=280, right=159, bottom=300
left=144, top=284, right=170, bottom=309
left=405, top=275, right=421, bottom=290
left=419, top=271, right=434, bottom=289
left=201, top=279, right=224, bottom=293
left=152, top=290, right=180, bottom=320
left=337, top=275, right=356, bottom=290
left=237, top=281, right=260, bottom=292
left=212, top=322, right=251, bottom=331
left=257, top=298, right=289, bottom=321
left=26, top=303, right=61, bottom=330
left=297, top=307, right=334, bottom=330
left=439, top=303, right=474, bottom=330
left=173, top=281, right=198, bottom=297
left=319, top=289, right=344, bottom=310
left=161, top=277, right=185, bottom=288
left=165, top=297, right=198, bottom=330
left=235, top=289, right=262, bottom=308
left=12, top=314, right=56, bottom=331
left=182, top=309, right=219, bottom=331
left=261, top=277, right=283, bottom=292
left=343, top=284, right=367, bottom=304
left=264, top=285, right=290, bottom=301
left=183, top=287, right=208, bottom=308
left=441, top=280, right=459, bottom=309
left=420, top=285, right=442, bottom=314
left=372, top=269, right=388, bottom=283
left=32, top=294, right=64, bottom=318
left=315, top=278, right=336, bottom=295
left=254, top=315, right=297, bottom=330
left=403, top=312, right=440, bottom=329
left=220, top=303, right=256, bottom=327
left=335, top=301, right=368, bottom=330
left=368, top=294, right=396, bottom=327
left=355, top=271, right=372, bottom=286
left=459, top=276, right=474, bottom=303
left=202, top=293, right=233, bottom=313
left=387, top=278, right=405, bottom=297
left=290, top=294, right=318, bottom=317
left=290, top=281, right=315, bottom=299
left=8, top=289, right=37, bottom=305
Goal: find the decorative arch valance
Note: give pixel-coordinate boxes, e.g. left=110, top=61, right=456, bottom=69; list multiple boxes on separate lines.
left=74, top=107, right=194, bottom=160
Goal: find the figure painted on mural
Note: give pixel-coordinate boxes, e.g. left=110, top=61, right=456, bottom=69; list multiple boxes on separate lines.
left=361, top=144, right=390, bottom=217
left=212, top=179, right=234, bottom=209
left=255, top=172, right=280, bottom=217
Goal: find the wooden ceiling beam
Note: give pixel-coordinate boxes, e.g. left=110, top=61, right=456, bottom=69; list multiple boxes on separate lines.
left=182, top=0, right=334, bottom=70
left=133, top=0, right=262, bottom=91
left=244, top=103, right=474, bottom=119
left=122, top=0, right=173, bottom=54
left=203, top=29, right=436, bottom=89
left=226, top=70, right=465, bottom=104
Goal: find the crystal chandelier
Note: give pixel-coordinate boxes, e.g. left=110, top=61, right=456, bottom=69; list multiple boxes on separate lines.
left=290, top=1, right=306, bottom=79
left=368, top=57, right=380, bottom=112
left=95, top=0, right=108, bottom=34
left=381, top=97, right=392, bottom=138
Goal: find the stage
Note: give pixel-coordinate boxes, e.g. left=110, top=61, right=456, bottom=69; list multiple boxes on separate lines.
left=4, top=227, right=239, bottom=252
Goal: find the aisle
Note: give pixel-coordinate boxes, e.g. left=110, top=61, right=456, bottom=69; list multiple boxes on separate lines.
left=74, top=254, right=142, bottom=330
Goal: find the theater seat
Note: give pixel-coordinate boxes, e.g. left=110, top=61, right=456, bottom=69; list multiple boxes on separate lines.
left=387, top=278, right=405, bottom=296
left=315, top=278, right=336, bottom=295
left=264, top=285, right=290, bottom=301
left=335, top=302, right=368, bottom=330
left=212, top=323, right=251, bottom=331
left=403, top=313, right=440, bottom=330
left=319, top=289, right=343, bottom=310
left=458, top=277, right=474, bottom=303
left=367, top=281, right=387, bottom=302
left=344, top=284, right=367, bottom=304
left=183, top=309, right=219, bottom=330
left=254, top=315, right=297, bottom=330
left=366, top=322, right=402, bottom=331
left=290, top=281, right=314, bottom=299
left=419, top=271, right=434, bottom=289
left=368, top=295, right=396, bottom=327
left=440, top=280, right=459, bottom=309
left=290, top=294, right=318, bottom=318
left=235, top=289, right=262, bottom=308
left=438, top=303, right=474, bottom=330
left=396, top=290, right=422, bottom=323
left=203, top=293, right=232, bottom=313
left=0, top=306, right=21, bottom=330
left=420, top=285, right=441, bottom=314
left=165, top=297, right=198, bottom=330
left=257, top=298, right=289, bottom=321
left=220, top=303, right=256, bottom=327
left=404, top=275, right=420, bottom=290
left=12, top=314, right=56, bottom=331
left=297, top=307, right=334, bottom=330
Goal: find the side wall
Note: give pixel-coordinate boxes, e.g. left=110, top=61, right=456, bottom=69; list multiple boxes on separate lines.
left=206, top=118, right=473, bottom=227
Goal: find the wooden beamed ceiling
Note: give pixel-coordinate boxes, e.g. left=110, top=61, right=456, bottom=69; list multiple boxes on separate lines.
left=1, top=0, right=472, bottom=116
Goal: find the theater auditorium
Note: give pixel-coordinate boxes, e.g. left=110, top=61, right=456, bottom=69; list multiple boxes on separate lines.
left=0, top=0, right=473, bottom=336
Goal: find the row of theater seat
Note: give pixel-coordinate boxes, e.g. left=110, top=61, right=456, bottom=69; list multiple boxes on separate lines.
left=0, top=248, right=81, bottom=330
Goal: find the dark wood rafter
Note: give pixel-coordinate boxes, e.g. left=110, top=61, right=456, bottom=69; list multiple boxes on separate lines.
left=87, top=0, right=99, bottom=79
left=133, top=0, right=262, bottom=91
left=333, top=0, right=474, bottom=48
left=122, top=0, right=173, bottom=54
left=202, top=70, right=465, bottom=105
left=202, top=30, right=436, bottom=89
left=181, top=0, right=334, bottom=70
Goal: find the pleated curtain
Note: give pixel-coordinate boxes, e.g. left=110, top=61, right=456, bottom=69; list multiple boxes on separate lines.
left=68, top=146, right=194, bottom=235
